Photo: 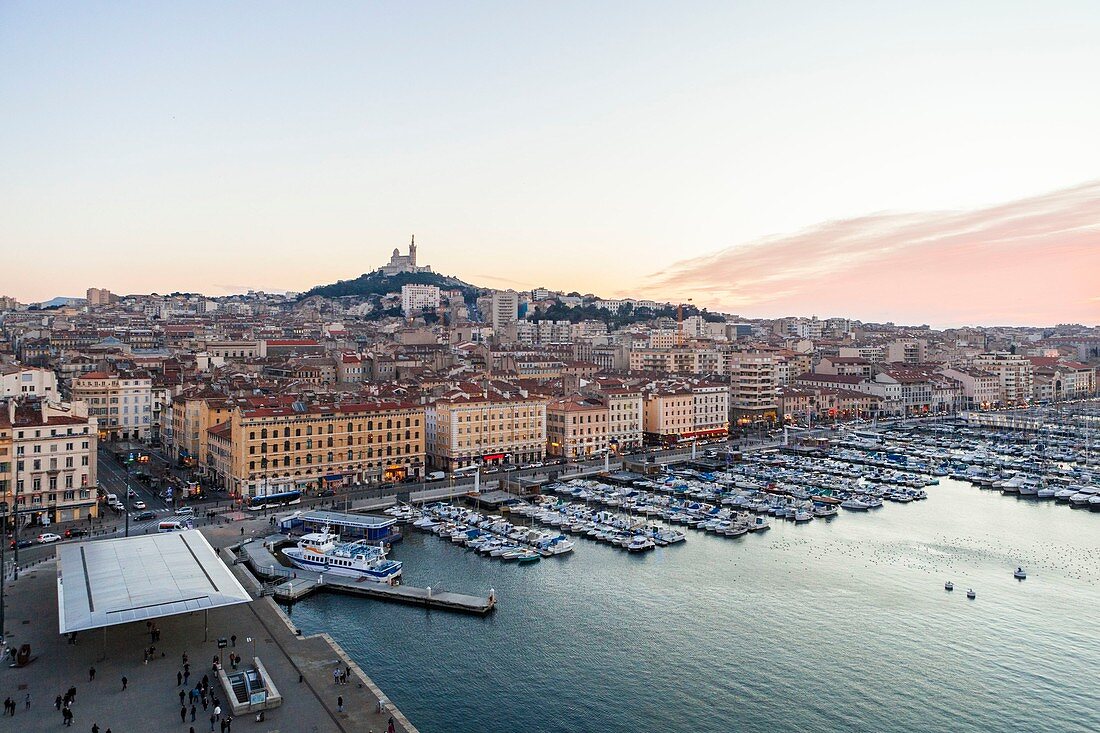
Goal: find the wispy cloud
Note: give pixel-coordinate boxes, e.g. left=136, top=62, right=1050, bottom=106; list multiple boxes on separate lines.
left=638, top=181, right=1100, bottom=326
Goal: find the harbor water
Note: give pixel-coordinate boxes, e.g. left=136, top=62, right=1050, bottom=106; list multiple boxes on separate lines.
left=289, top=478, right=1100, bottom=733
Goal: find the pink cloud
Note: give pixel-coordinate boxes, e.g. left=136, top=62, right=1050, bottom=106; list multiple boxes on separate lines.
left=637, top=181, right=1100, bottom=327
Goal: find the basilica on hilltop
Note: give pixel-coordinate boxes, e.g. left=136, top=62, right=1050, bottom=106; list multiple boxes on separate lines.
left=381, top=236, right=433, bottom=276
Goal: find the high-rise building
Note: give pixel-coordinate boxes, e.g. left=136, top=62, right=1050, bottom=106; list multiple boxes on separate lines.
left=86, top=287, right=115, bottom=306
left=401, top=284, right=441, bottom=317
left=491, top=290, right=520, bottom=333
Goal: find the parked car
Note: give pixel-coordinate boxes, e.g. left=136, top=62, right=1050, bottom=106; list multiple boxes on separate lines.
left=135, top=510, right=157, bottom=521
left=64, top=528, right=89, bottom=538
left=319, top=488, right=336, bottom=497
left=36, top=532, right=63, bottom=544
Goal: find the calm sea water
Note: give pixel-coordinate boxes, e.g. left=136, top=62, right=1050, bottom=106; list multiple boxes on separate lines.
left=289, top=479, right=1100, bottom=733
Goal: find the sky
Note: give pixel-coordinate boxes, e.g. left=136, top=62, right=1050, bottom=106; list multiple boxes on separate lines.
left=1, top=1, right=1099, bottom=327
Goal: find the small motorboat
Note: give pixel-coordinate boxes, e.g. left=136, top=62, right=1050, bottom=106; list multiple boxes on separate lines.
left=966, top=589, right=976, bottom=599
left=944, top=581, right=954, bottom=591
left=1014, top=567, right=1027, bottom=580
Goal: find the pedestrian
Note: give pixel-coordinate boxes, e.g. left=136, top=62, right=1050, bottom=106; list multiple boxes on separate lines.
left=2, top=697, right=10, bottom=717
left=388, top=716, right=396, bottom=733
left=56, top=694, right=63, bottom=710
left=201, top=696, right=208, bottom=712
left=121, top=676, right=128, bottom=691
left=184, top=666, right=190, bottom=685
left=225, top=716, right=232, bottom=733
left=333, top=667, right=340, bottom=685
left=214, top=704, right=221, bottom=721
left=89, top=666, right=96, bottom=681
left=179, top=689, right=186, bottom=705
left=181, top=705, right=187, bottom=723
left=230, top=635, right=236, bottom=648
left=209, top=713, right=216, bottom=732
left=143, top=649, right=149, bottom=664
left=337, top=695, right=344, bottom=713
left=220, top=721, right=226, bottom=733
left=23, top=693, right=29, bottom=711
left=191, top=704, right=196, bottom=721
left=178, top=670, right=183, bottom=686
left=183, top=653, right=189, bottom=666
left=64, top=707, right=74, bottom=726
left=93, top=724, right=100, bottom=733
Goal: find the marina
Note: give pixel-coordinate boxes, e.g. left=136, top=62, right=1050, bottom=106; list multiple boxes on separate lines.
left=284, top=408, right=1100, bottom=733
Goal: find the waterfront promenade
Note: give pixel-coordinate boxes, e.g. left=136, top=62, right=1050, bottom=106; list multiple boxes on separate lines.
left=0, top=518, right=417, bottom=733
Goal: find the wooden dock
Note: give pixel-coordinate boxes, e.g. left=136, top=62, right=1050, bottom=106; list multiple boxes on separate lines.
left=240, top=538, right=496, bottom=615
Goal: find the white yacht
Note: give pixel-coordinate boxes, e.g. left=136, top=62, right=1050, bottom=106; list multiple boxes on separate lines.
left=283, top=526, right=403, bottom=584
left=841, top=498, right=870, bottom=511
left=626, top=535, right=656, bottom=552
left=1014, top=567, right=1027, bottom=580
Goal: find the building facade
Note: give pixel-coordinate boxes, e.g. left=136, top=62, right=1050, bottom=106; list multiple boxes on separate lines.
left=4, top=399, right=98, bottom=523
left=212, top=401, right=426, bottom=497
left=426, top=394, right=547, bottom=471
left=72, top=370, right=154, bottom=442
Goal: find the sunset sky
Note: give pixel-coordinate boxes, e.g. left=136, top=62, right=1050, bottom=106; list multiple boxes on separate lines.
left=2, top=2, right=1099, bottom=326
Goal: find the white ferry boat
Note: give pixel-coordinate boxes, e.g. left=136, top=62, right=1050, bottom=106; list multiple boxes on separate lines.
left=283, top=526, right=403, bottom=584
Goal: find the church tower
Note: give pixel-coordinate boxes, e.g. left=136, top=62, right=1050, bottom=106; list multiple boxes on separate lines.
left=409, top=234, right=417, bottom=267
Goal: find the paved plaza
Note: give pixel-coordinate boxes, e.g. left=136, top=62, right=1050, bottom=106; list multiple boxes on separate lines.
left=0, top=518, right=417, bottom=733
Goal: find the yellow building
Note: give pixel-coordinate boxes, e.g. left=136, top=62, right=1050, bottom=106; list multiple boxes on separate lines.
left=169, top=393, right=233, bottom=470
left=426, top=394, right=547, bottom=471
left=547, top=396, right=609, bottom=459
left=210, top=400, right=426, bottom=497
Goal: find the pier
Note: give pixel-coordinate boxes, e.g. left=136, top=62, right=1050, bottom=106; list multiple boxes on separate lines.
left=240, top=537, right=497, bottom=614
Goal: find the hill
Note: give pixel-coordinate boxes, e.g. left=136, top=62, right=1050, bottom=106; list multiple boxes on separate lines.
left=300, top=270, right=485, bottom=301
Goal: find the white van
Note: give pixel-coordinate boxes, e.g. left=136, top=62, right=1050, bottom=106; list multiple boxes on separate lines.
left=158, top=519, right=192, bottom=533
left=426, top=471, right=446, bottom=481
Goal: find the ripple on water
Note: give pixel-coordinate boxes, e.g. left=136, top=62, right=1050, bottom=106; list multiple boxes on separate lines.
left=290, top=479, right=1100, bottom=733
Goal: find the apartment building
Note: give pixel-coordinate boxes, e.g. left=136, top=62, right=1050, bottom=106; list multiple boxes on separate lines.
left=491, top=290, right=520, bottom=333
left=940, top=367, right=1002, bottom=409
left=641, top=388, right=695, bottom=444
left=72, top=370, right=153, bottom=441
left=815, top=356, right=873, bottom=378
left=426, top=392, right=547, bottom=471
left=401, top=284, right=441, bottom=317
left=776, top=386, right=882, bottom=423
left=601, top=388, right=643, bottom=453
left=726, top=351, right=778, bottom=425
left=839, top=345, right=886, bottom=363
left=638, top=378, right=728, bottom=444
left=0, top=364, right=58, bottom=398
left=170, top=393, right=232, bottom=469
left=210, top=401, right=426, bottom=497
left=885, top=339, right=928, bottom=364
left=972, top=353, right=1034, bottom=406
left=4, top=399, right=98, bottom=522
left=629, top=348, right=721, bottom=375
left=547, top=396, right=609, bottom=459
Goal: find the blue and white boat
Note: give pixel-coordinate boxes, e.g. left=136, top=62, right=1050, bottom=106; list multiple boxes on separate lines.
left=283, top=526, right=403, bottom=584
